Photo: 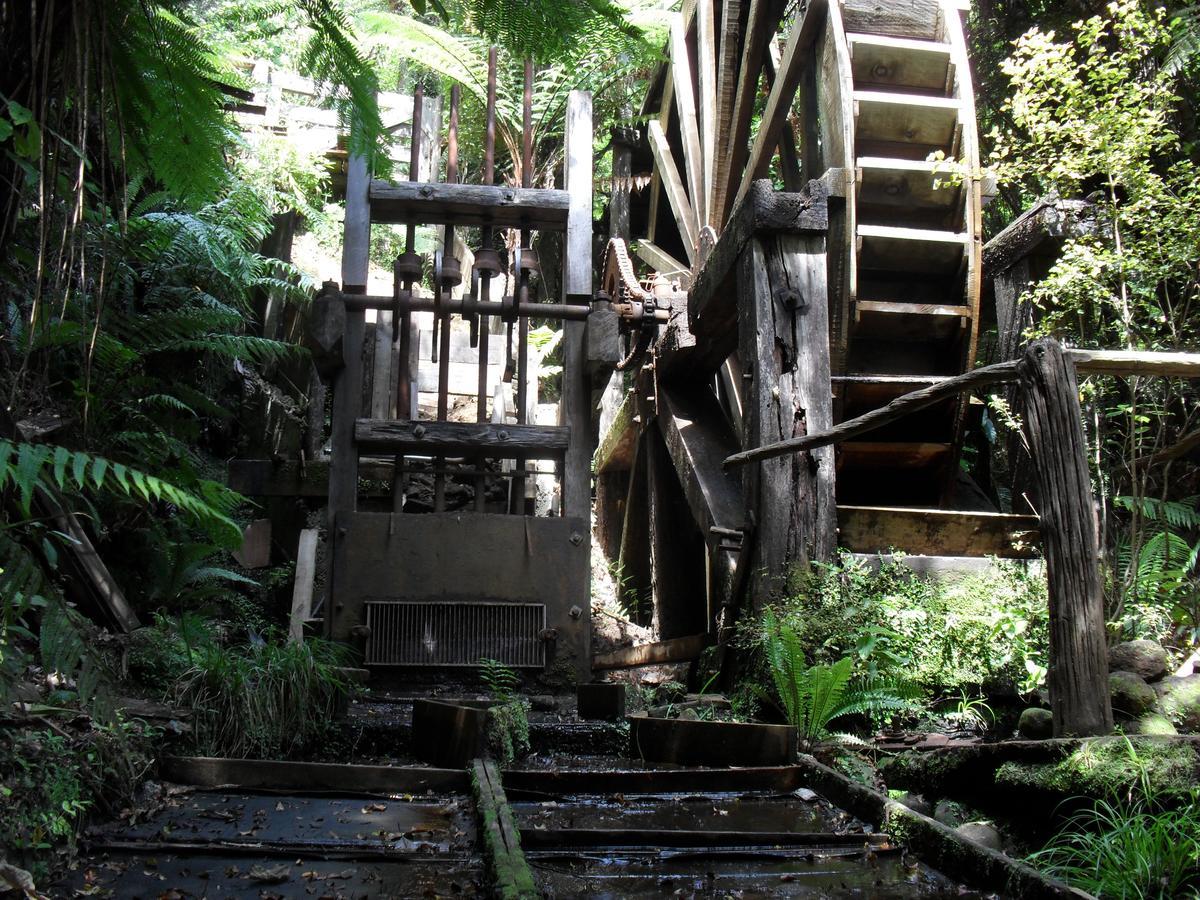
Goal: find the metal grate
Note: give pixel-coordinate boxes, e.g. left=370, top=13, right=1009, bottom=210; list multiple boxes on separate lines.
left=364, top=601, right=546, bottom=667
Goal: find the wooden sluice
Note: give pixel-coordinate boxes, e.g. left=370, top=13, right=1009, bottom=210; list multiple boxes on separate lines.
left=301, top=56, right=596, bottom=681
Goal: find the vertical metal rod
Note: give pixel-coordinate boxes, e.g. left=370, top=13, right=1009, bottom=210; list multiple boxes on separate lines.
left=512, top=58, right=534, bottom=514
left=434, top=84, right=460, bottom=513
left=392, top=84, right=423, bottom=514
left=475, top=47, right=498, bottom=512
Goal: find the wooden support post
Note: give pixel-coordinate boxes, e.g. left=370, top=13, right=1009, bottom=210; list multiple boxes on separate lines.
left=563, top=91, right=593, bottom=523
left=1018, top=338, right=1112, bottom=737
left=289, top=528, right=319, bottom=643
left=737, top=232, right=836, bottom=605
left=328, top=123, right=369, bottom=639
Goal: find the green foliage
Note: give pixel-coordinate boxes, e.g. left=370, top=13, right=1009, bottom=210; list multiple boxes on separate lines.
left=759, top=557, right=1050, bottom=696
left=759, top=609, right=921, bottom=749
left=1112, top=495, right=1200, bottom=642
left=1027, top=739, right=1200, bottom=897
left=0, top=440, right=241, bottom=545
left=171, top=630, right=354, bottom=759
left=0, top=720, right=153, bottom=879
left=480, top=657, right=522, bottom=701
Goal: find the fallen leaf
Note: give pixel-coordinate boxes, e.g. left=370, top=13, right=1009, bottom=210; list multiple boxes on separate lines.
left=247, top=864, right=291, bottom=885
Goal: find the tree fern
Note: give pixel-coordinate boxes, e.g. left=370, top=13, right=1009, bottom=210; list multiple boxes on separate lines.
left=0, top=439, right=241, bottom=545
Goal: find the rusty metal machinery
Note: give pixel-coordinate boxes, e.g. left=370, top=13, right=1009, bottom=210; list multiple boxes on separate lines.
left=596, top=237, right=675, bottom=371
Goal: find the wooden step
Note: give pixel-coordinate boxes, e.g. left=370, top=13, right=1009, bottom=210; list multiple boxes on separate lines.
left=854, top=91, right=961, bottom=158
left=847, top=33, right=953, bottom=95
left=857, top=224, right=968, bottom=274
left=852, top=299, right=969, bottom=342
left=857, top=157, right=964, bottom=229
left=837, top=505, right=1040, bottom=558
left=842, top=0, right=943, bottom=41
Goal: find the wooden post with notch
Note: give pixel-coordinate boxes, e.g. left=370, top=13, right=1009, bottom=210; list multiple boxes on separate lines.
left=1018, top=338, right=1112, bottom=736
left=735, top=181, right=837, bottom=606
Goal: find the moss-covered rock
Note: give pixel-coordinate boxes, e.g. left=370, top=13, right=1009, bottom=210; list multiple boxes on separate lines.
left=485, top=701, right=531, bottom=765
left=1108, top=639, right=1168, bottom=682
left=994, top=737, right=1198, bottom=801
left=1110, top=670, right=1157, bottom=717
left=1017, top=707, right=1053, bottom=739
left=1155, top=674, right=1200, bottom=733
left=1132, top=713, right=1177, bottom=736
left=955, top=821, right=1003, bottom=852
left=934, top=799, right=970, bottom=828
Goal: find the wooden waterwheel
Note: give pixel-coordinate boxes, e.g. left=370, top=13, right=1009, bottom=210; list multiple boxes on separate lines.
left=632, top=0, right=983, bottom=508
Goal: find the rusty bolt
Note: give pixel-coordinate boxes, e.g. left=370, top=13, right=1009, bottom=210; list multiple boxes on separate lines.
left=498, top=429, right=509, bottom=440
left=413, top=423, right=426, bottom=439
left=569, top=531, right=583, bottom=546
left=337, top=527, right=348, bottom=538
left=569, top=605, right=583, bottom=619
left=420, top=185, right=434, bottom=197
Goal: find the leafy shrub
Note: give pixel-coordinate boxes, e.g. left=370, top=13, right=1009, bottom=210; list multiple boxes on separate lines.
left=757, top=556, right=1049, bottom=695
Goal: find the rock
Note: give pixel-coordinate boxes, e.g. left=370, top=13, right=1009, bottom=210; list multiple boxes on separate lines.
left=677, top=707, right=699, bottom=721
left=894, top=792, right=933, bottom=816
left=529, top=695, right=559, bottom=713
left=1017, top=707, right=1054, bottom=740
left=1133, top=713, right=1177, bottom=736
left=934, top=799, right=969, bottom=828
left=1109, top=640, right=1169, bottom=682
left=1155, top=674, right=1200, bottom=732
left=955, top=821, right=1003, bottom=852
left=1109, top=670, right=1157, bottom=718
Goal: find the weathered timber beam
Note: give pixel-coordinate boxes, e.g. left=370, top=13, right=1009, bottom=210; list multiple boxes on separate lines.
left=1070, top=349, right=1200, bottom=378
left=160, top=757, right=469, bottom=793
left=594, top=390, right=638, bottom=473
left=725, top=359, right=1019, bottom=468
left=592, top=633, right=707, bottom=669
left=355, top=419, right=569, bottom=458
left=983, top=195, right=1094, bottom=274
left=658, top=386, right=744, bottom=538
left=501, top=765, right=806, bottom=796
left=519, top=828, right=892, bottom=849
left=685, top=179, right=828, bottom=376
left=725, top=348, right=1200, bottom=469
left=837, top=506, right=1039, bottom=558
left=1019, top=339, right=1112, bottom=737
left=368, top=180, right=569, bottom=230
left=732, top=0, right=827, bottom=210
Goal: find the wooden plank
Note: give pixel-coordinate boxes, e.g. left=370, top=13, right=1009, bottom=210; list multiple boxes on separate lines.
left=289, top=528, right=319, bottom=643
left=563, top=90, right=594, bottom=528
left=633, top=240, right=691, bottom=285
left=595, top=389, right=637, bottom=473
left=854, top=91, right=961, bottom=153
left=671, top=13, right=707, bottom=228
left=857, top=157, right=962, bottom=222
left=696, top=0, right=718, bottom=222
left=858, top=223, right=968, bottom=273
left=710, top=0, right=744, bottom=226
left=592, top=634, right=707, bottom=669
left=647, top=119, right=699, bottom=262
left=841, top=0, right=942, bottom=39
left=159, top=757, right=469, bottom=794
left=1019, top=339, right=1112, bottom=736
left=720, top=0, right=787, bottom=226
left=1069, top=349, right=1200, bottom=378
left=733, top=0, right=827, bottom=210
left=354, top=419, right=569, bottom=458
left=232, top=518, right=272, bottom=568
left=418, top=328, right=505, bottom=364
left=836, top=505, right=1040, bottom=557
left=847, top=32, right=953, bottom=93
left=658, top=386, right=744, bottom=536
left=501, top=765, right=807, bottom=797
left=520, top=828, right=885, bottom=848
left=368, top=180, right=570, bottom=230
left=472, top=760, right=538, bottom=900
left=853, top=300, right=969, bottom=342
left=416, top=359, right=504, bottom=396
